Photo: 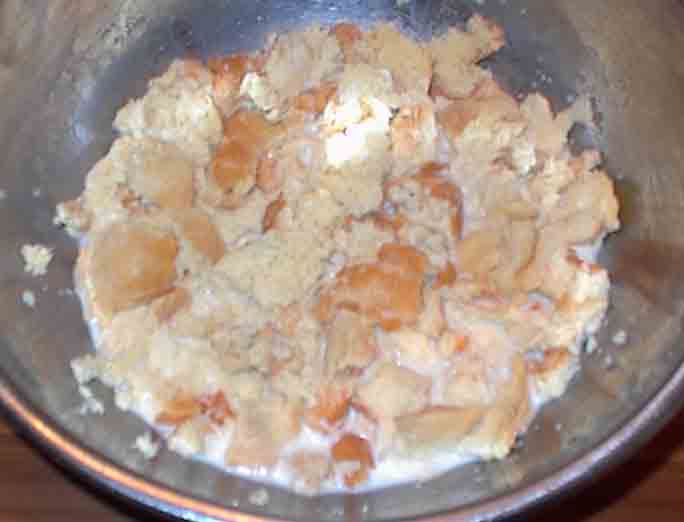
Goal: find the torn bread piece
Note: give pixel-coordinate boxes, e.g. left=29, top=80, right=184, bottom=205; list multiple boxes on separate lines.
left=363, top=23, right=432, bottom=95
left=430, top=15, right=505, bottom=99
left=240, top=26, right=342, bottom=119
left=77, top=221, right=179, bottom=324
left=115, top=60, right=223, bottom=166
left=202, top=110, right=285, bottom=209
left=21, top=244, right=53, bottom=276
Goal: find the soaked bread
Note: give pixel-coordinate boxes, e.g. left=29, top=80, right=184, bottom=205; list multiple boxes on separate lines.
left=64, top=16, right=619, bottom=495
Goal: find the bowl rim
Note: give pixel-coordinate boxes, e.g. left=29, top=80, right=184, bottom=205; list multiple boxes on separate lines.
left=2, top=360, right=684, bottom=522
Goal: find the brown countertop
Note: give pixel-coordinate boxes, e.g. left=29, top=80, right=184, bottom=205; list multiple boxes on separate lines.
left=0, top=411, right=682, bottom=522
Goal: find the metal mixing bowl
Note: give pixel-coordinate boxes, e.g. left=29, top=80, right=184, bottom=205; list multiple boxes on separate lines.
left=2, top=1, right=684, bottom=520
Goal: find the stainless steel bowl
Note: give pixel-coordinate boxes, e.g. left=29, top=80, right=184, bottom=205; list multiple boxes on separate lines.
left=2, top=1, right=684, bottom=520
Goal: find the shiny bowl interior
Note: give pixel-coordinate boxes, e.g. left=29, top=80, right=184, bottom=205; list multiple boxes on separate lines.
left=2, top=1, right=684, bottom=520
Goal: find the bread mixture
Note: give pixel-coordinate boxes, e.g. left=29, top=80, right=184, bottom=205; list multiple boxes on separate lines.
left=59, top=17, right=620, bottom=494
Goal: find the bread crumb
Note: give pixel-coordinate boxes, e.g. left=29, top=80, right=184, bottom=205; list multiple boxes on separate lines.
left=21, top=244, right=53, bottom=276
left=78, top=384, right=105, bottom=416
left=134, top=432, right=161, bottom=459
left=248, top=488, right=270, bottom=507
left=21, top=290, right=36, bottom=308
left=54, top=200, right=90, bottom=237
left=612, top=329, right=627, bottom=346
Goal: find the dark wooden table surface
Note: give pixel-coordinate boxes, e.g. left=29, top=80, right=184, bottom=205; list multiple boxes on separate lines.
left=0, top=410, right=682, bottom=522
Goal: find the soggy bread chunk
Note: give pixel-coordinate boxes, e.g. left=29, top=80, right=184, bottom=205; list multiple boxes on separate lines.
left=332, top=23, right=364, bottom=63
left=290, top=451, right=333, bottom=493
left=520, top=171, right=619, bottom=298
left=168, top=417, right=214, bottom=457
left=241, top=26, right=342, bottom=116
left=384, top=170, right=461, bottom=272
left=175, top=269, right=270, bottom=339
left=265, top=26, right=342, bottom=98
left=456, top=229, right=502, bottom=278
left=200, top=390, right=235, bottom=426
left=325, top=310, right=378, bottom=376
left=397, top=406, right=484, bottom=455
left=432, top=14, right=505, bottom=66
left=443, top=354, right=493, bottom=406
left=541, top=264, right=611, bottom=351
left=430, top=15, right=505, bottom=98
left=520, top=94, right=595, bottom=159
left=491, top=219, right=538, bottom=293
left=334, top=62, right=399, bottom=109
left=318, top=160, right=386, bottom=217
left=438, top=80, right=521, bottom=151
left=464, top=354, right=531, bottom=459
left=332, top=219, right=394, bottom=265
left=518, top=245, right=576, bottom=300
left=438, top=330, right=470, bottom=358
left=415, top=163, right=464, bottom=239
left=520, top=94, right=573, bottom=158
left=227, top=395, right=301, bottom=467
left=316, top=244, right=428, bottom=331
left=262, top=194, right=286, bottom=233
left=435, top=262, right=458, bottom=289
left=414, top=163, right=462, bottom=206
left=364, top=24, right=432, bottom=95
left=331, top=434, right=374, bottom=487
left=85, top=137, right=195, bottom=214
left=354, top=362, right=431, bottom=420
left=417, top=289, right=446, bottom=337
left=76, top=141, right=138, bottom=229
left=456, top=217, right=538, bottom=294
left=304, top=384, right=352, bottom=433
left=156, top=390, right=232, bottom=428
left=255, top=156, right=282, bottom=194
left=528, top=157, right=576, bottom=211
left=206, top=110, right=284, bottom=208
left=156, top=393, right=201, bottom=426
left=114, top=60, right=223, bottom=165
left=208, top=54, right=252, bottom=117
left=377, top=328, right=441, bottom=374
left=527, top=347, right=579, bottom=402
left=151, top=287, right=191, bottom=323
left=172, top=208, right=226, bottom=265
left=80, top=222, right=178, bottom=323
left=546, top=171, right=620, bottom=233
left=79, top=136, right=202, bottom=228
left=211, top=190, right=270, bottom=246
left=391, top=104, right=438, bottom=167
left=122, top=137, right=195, bottom=210
left=293, top=82, right=338, bottom=115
